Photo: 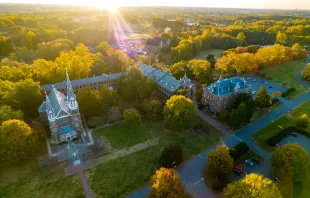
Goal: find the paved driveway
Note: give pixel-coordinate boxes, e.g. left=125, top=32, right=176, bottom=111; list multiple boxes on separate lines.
left=278, top=134, right=310, bottom=155
left=244, top=76, right=287, bottom=96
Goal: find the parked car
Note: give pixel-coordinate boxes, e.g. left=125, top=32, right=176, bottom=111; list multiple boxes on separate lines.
left=269, top=86, right=273, bottom=88
left=245, top=160, right=255, bottom=167
left=251, top=157, right=260, bottom=163
left=235, top=166, right=245, bottom=174
left=232, top=168, right=242, bottom=176
left=289, top=133, right=297, bottom=137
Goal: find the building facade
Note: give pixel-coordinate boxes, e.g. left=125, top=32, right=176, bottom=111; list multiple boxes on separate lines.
left=144, top=37, right=170, bottom=54
left=139, top=64, right=193, bottom=99
left=202, top=77, right=250, bottom=113
left=39, top=72, right=84, bottom=144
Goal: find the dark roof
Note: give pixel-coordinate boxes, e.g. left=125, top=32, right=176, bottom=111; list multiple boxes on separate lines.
left=146, top=37, right=169, bottom=46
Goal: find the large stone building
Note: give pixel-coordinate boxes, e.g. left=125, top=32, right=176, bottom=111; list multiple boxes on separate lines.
left=38, top=72, right=84, bottom=144
left=139, top=64, right=192, bottom=98
left=144, top=37, right=170, bottom=54
left=202, top=77, right=250, bottom=113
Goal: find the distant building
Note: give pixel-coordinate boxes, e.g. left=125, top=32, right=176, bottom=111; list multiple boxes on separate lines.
left=41, top=73, right=122, bottom=93
left=144, top=37, right=170, bottom=54
left=38, top=72, right=84, bottom=144
left=164, top=27, right=172, bottom=34
left=202, top=77, right=250, bottom=113
left=139, top=64, right=192, bottom=98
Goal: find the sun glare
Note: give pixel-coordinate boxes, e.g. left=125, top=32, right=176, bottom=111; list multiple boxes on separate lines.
left=105, top=4, right=118, bottom=12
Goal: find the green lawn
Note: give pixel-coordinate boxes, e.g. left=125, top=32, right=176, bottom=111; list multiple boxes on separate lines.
left=252, top=100, right=310, bottom=152
left=192, top=49, right=224, bottom=60
left=90, top=120, right=223, bottom=197
left=250, top=102, right=283, bottom=123
left=260, top=60, right=308, bottom=99
left=0, top=161, right=84, bottom=198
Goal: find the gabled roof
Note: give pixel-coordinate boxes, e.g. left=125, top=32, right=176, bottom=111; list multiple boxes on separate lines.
left=180, top=73, right=190, bottom=84
left=139, top=64, right=180, bottom=92
left=146, top=37, right=169, bottom=46
left=41, top=73, right=123, bottom=91
left=48, top=87, right=70, bottom=117
left=204, top=77, right=249, bottom=96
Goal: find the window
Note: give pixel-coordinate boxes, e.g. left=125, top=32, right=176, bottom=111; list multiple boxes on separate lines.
left=75, top=123, right=79, bottom=128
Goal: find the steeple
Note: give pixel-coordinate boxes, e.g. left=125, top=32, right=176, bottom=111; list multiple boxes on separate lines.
left=45, top=91, right=55, bottom=120
left=66, top=70, right=77, bottom=109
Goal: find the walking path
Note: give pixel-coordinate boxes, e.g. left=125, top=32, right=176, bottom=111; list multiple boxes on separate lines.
left=79, top=171, right=93, bottom=198
left=93, top=137, right=159, bottom=166
left=128, top=55, right=310, bottom=198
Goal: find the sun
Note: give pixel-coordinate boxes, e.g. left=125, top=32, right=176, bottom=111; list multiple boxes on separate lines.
left=98, top=4, right=118, bottom=12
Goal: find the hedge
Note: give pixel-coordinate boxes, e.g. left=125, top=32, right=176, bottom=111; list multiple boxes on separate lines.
left=267, top=126, right=310, bottom=146
left=281, top=87, right=296, bottom=98
left=229, top=142, right=249, bottom=161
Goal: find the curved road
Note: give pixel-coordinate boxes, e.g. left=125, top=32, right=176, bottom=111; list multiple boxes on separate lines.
left=128, top=55, right=310, bottom=198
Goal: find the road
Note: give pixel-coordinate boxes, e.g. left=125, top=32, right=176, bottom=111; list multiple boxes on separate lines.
left=127, top=55, right=310, bottom=198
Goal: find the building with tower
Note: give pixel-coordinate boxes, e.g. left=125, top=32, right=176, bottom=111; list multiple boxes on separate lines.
left=202, top=77, right=250, bottom=113
left=38, top=71, right=84, bottom=144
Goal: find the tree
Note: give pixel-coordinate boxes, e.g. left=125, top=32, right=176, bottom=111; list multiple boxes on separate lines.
left=142, top=100, right=163, bottom=120
left=163, top=95, right=195, bottom=129
left=254, top=85, right=271, bottom=109
left=188, top=59, right=211, bottom=82
left=159, top=142, right=183, bottom=168
left=0, top=105, right=23, bottom=124
left=205, top=146, right=233, bottom=176
left=276, top=31, right=287, bottom=45
left=123, top=108, right=141, bottom=128
left=97, top=41, right=110, bottom=55
left=236, top=32, right=246, bottom=45
left=301, top=63, right=310, bottom=81
left=206, top=54, right=216, bottom=68
left=32, top=59, right=58, bottom=84
left=0, top=120, right=39, bottom=165
left=148, top=168, right=191, bottom=198
left=0, top=36, right=13, bottom=56
left=107, top=106, right=122, bottom=123
left=169, top=61, right=190, bottom=79
left=108, top=50, right=130, bottom=73
left=271, top=144, right=310, bottom=181
left=0, top=80, right=15, bottom=101
left=222, top=173, right=282, bottom=198
left=99, top=85, right=119, bottom=109
left=76, top=87, right=103, bottom=118
left=25, top=31, right=35, bottom=49
left=4, top=79, right=43, bottom=119
left=91, top=53, right=108, bottom=76
left=296, top=114, right=309, bottom=129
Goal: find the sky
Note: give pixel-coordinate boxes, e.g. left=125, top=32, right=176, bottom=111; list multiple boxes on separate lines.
left=1, top=0, right=310, bottom=10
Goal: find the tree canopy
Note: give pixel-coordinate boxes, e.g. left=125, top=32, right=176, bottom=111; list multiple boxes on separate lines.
left=0, top=119, right=39, bottom=165
left=223, top=173, right=282, bottom=198
left=163, top=95, right=195, bottom=129
left=148, top=168, right=191, bottom=198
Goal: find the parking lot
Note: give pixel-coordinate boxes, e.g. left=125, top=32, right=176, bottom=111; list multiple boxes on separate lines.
left=244, top=76, right=287, bottom=96
left=278, top=133, right=310, bottom=154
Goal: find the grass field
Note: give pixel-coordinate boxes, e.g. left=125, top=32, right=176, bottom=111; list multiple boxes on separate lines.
left=261, top=60, right=308, bottom=99
left=250, top=102, right=283, bottom=123
left=192, top=49, right=224, bottom=60
left=252, top=100, right=310, bottom=152
left=0, top=161, right=84, bottom=198
left=90, top=120, right=223, bottom=197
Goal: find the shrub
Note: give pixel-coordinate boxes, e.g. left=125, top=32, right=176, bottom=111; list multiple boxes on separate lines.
left=229, top=142, right=249, bottom=161
left=271, top=98, right=280, bottom=105
left=123, top=108, right=141, bottom=128
left=281, top=87, right=296, bottom=98
left=159, top=142, right=183, bottom=168
left=267, top=76, right=272, bottom=80
left=87, top=116, right=106, bottom=128
left=198, top=103, right=205, bottom=109
left=267, top=126, right=310, bottom=146
left=296, top=114, right=309, bottom=129
left=142, top=100, right=163, bottom=120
